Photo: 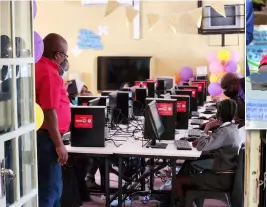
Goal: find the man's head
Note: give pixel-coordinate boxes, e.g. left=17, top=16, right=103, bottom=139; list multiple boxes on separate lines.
left=220, top=73, right=240, bottom=98
left=216, top=99, right=237, bottom=122
left=43, top=33, right=68, bottom=65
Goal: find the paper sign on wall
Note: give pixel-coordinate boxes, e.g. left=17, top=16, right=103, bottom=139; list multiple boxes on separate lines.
left=77, top=29, right=103, bottom=50
left=246, top=99, right=267, bottom=121
left=177, top=101, right=186, bottom=112
left=196, top=66, right=208, bottom=75
left=157, top=103, right=173, bottom=116
left=74, top=115, right=93, bottom=128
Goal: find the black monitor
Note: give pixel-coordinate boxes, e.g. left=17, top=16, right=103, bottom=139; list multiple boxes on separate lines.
left=120, top=87, right=133, bottom=99
left=88, top=98, right=100, bottom=106
left=134, top=88, right=147, bottom=116
left=78, top=96, right=108, bottom=106
left=147, top=81, right=155, bottom=98
left=191, top=81, right=205, bottom=106
left=101, top=91, right=114, bottom=96
left=146, top=100, right=167, bottom=149
left=175, top=89, right=196, bottom=112
left=116, top=91, right=130, bottom=124
left=156, top=79, right=166, bottom=96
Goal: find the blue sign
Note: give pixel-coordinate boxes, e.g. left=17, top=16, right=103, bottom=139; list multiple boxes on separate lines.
left=247, top=27, right=267, bottom=62
left=77, top=29, right=103, bottom=50
left=246, top=99, right=267, bottom=121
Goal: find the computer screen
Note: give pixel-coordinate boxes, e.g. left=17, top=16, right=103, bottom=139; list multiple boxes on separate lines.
left=156, top=76, right=174, bottom=89
left=148, top=100, right=165, bottom=138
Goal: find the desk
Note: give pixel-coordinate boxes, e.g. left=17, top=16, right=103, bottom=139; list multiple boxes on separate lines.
left=66, top=99, right=215, bottom=207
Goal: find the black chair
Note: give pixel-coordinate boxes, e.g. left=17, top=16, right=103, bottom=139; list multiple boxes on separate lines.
left=185, top=144, right=245, bottom=207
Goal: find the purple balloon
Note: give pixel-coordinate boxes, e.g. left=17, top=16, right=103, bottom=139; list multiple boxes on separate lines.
left=225, top=61, right=237, bottom=73
left=180, top=66, right=193, bottom=81
left=34, top=31, right=44, bottom=63
left=33, top=0, right=37, bottom=19
left=208, top=83, right=222, bottom=96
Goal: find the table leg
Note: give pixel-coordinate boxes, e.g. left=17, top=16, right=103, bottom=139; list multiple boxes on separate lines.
left=140, top=158, right=145, bottom=191
left=149, top=158, right=154, bottom=191
left=171, top=159, right=177, bottom=207
left=118, top=157, right=123, bottom=207
left=105, top=157, right=110, bottom=207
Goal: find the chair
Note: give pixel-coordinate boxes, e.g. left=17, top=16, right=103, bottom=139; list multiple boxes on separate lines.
left=185, top=144, right=245, bottom=207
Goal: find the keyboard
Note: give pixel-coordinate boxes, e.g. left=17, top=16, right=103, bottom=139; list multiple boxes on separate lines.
left=192, top=111, right=199, bottom=117
left=188, top=129, right=203, bottom=137
left=205, top=106, right=216, bottom=111
left=174, top=140, right=192, bottom=150
left=191, top=119, right=204, bottom=125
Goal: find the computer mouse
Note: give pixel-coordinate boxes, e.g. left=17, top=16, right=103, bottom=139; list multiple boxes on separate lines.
left=198, top=116, right=209, bottom=120
left=203, top=110, right=215, bottom=114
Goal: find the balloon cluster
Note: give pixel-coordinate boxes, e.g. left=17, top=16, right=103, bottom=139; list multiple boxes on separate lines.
left=33, top=0, right=44, bottom=129
left=207, top=49, right=242, bottom=96
left=175, top=66, right=194, bottom=85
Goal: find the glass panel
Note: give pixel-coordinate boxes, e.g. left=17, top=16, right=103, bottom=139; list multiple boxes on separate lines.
left=17, top=64, right=34, bottom=127
left=19, top=131, right=36, bottom=197
left=14, top=0, right=32, bottom=58
left=4, top=139, right=16, bottom=207
left=0, top=1, right=13, bottom=58
left=22, top=195, right=37, bottom=207
left=0, top=65, right=13, bottom=135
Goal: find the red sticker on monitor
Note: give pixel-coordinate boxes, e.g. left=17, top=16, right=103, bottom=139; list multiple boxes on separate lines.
left=196, top=80, right=206, bottom=88
left=143, top=82, right=147, bottom=88
left=177, top=101, right=186, bottom=112
left=157, top=103, right=173, bottom=116
left=135, top=81, right=141, bottom=87
left=192, top=83, right=203, bottom=92
left=185, top=88, right=196, bottom=98
left=74, top=115, right=93, bottom=128
left=82, top=102, right=87, bottom=106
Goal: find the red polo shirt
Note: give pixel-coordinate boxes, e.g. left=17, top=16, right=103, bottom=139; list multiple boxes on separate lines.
left=35, top=57, right=71, bottom=133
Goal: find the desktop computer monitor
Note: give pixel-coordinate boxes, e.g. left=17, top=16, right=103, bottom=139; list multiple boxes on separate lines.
left=196, top=75, right=207, bottom=80
left=191, top=81, right=205, bottom=106
left=144, top=98, right=176, bottom=141
left=177, top=86, right=199, bottom=106
left=156, top=79, right=166, bottom=97
left=146, top=100, right=167, bottom=149
left=174, top=90, right=195, bottom=115
left=101, top=91, right=114, bottom=96
left=134, top=88, right=147, bottom=116
left=193, top=80, right=208, bottom=101
left=156, top=76, right=174, bottom=89
left=116, top=91, right=130, bottom=124
left=147, top=81, right=155, bottom=98
left=170, top=95, right=190, bottom=129
left=70, top=106, right=106, bottom=147
left=78, top=96, right=95, bottom=106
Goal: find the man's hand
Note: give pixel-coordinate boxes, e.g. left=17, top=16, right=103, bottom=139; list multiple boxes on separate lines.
left=192, top=140, right=198, bottom=148
left=56, top=144, right=68, bottom=165
left=204, top=120, right=222, bottom=134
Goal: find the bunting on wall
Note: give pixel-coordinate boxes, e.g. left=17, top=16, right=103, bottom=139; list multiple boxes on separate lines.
left=104, top=1, right=226, bottom=34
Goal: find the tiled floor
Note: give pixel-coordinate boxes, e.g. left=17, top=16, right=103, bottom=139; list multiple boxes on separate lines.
left=80, top=171, right=227, bottom=207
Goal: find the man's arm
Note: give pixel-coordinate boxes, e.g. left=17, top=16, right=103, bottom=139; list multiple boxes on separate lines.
left=196, top=128, right=225, bottom=151
left=246, top=0, right=254, bottom=45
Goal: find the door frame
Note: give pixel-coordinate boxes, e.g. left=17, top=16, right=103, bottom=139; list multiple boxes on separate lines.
left=0, top=0, right=38, bottom=206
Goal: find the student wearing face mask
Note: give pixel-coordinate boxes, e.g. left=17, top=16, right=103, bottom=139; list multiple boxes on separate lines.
left=220, top=73, right=245, bottom=128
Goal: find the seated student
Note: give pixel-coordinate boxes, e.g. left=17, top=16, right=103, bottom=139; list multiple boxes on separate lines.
left=160, top=99, right=242, bottom=207
left=81, top=85, right=93, bottom=96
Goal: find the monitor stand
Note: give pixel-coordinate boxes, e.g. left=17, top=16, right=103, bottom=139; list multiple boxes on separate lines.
left=146, top=138, right=168, bottom=149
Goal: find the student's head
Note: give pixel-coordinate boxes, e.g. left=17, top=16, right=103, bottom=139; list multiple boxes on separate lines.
left=121, top=82, right=129, bottom=89
left=220, top=73, right=240, bottom=98
left=43, top=33, right=68, bottom=65
left=216, top=99, right=237, bottom=122
left=80, top=85, right=92, bottom=96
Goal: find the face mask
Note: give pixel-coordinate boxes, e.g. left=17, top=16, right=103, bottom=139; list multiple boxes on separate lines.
left=61, top=71, right=67, bottom=79
left=223, top=90, right=238, bottom=98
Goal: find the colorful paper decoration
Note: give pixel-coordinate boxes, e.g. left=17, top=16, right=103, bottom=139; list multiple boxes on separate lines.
left=105, top=0, right=120, bottom=17
left=188, top=8, right=203, bottom=28
left=147, top=13, right=160, bottom=29
left=126, top=6, right=139, bottom=22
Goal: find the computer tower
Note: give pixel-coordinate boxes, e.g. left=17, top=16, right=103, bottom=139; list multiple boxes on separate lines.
left=134, top=88, right=147, bottom=116
left=144, top=98, right=177, bottom=141
left=156, top=79, right=166, bottom=97
left=147, top=82, right=155, bottom=98
left=70, top=106, right=106, bottom=147
left=170, top=95, right=190, bottom=129
left=191, top=81, right=205, bottom=106
left=177, top=86, right=199, bottom=106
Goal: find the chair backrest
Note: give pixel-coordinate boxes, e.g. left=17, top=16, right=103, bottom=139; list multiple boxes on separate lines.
left=230, top=143, right=245, bottom=207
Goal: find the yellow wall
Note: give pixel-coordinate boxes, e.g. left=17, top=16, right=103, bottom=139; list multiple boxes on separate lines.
left=35, top=0, right=245, bottom=94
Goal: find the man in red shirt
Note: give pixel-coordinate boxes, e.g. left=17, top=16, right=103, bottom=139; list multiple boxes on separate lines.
left=35, top=33, right=70, bottom=207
